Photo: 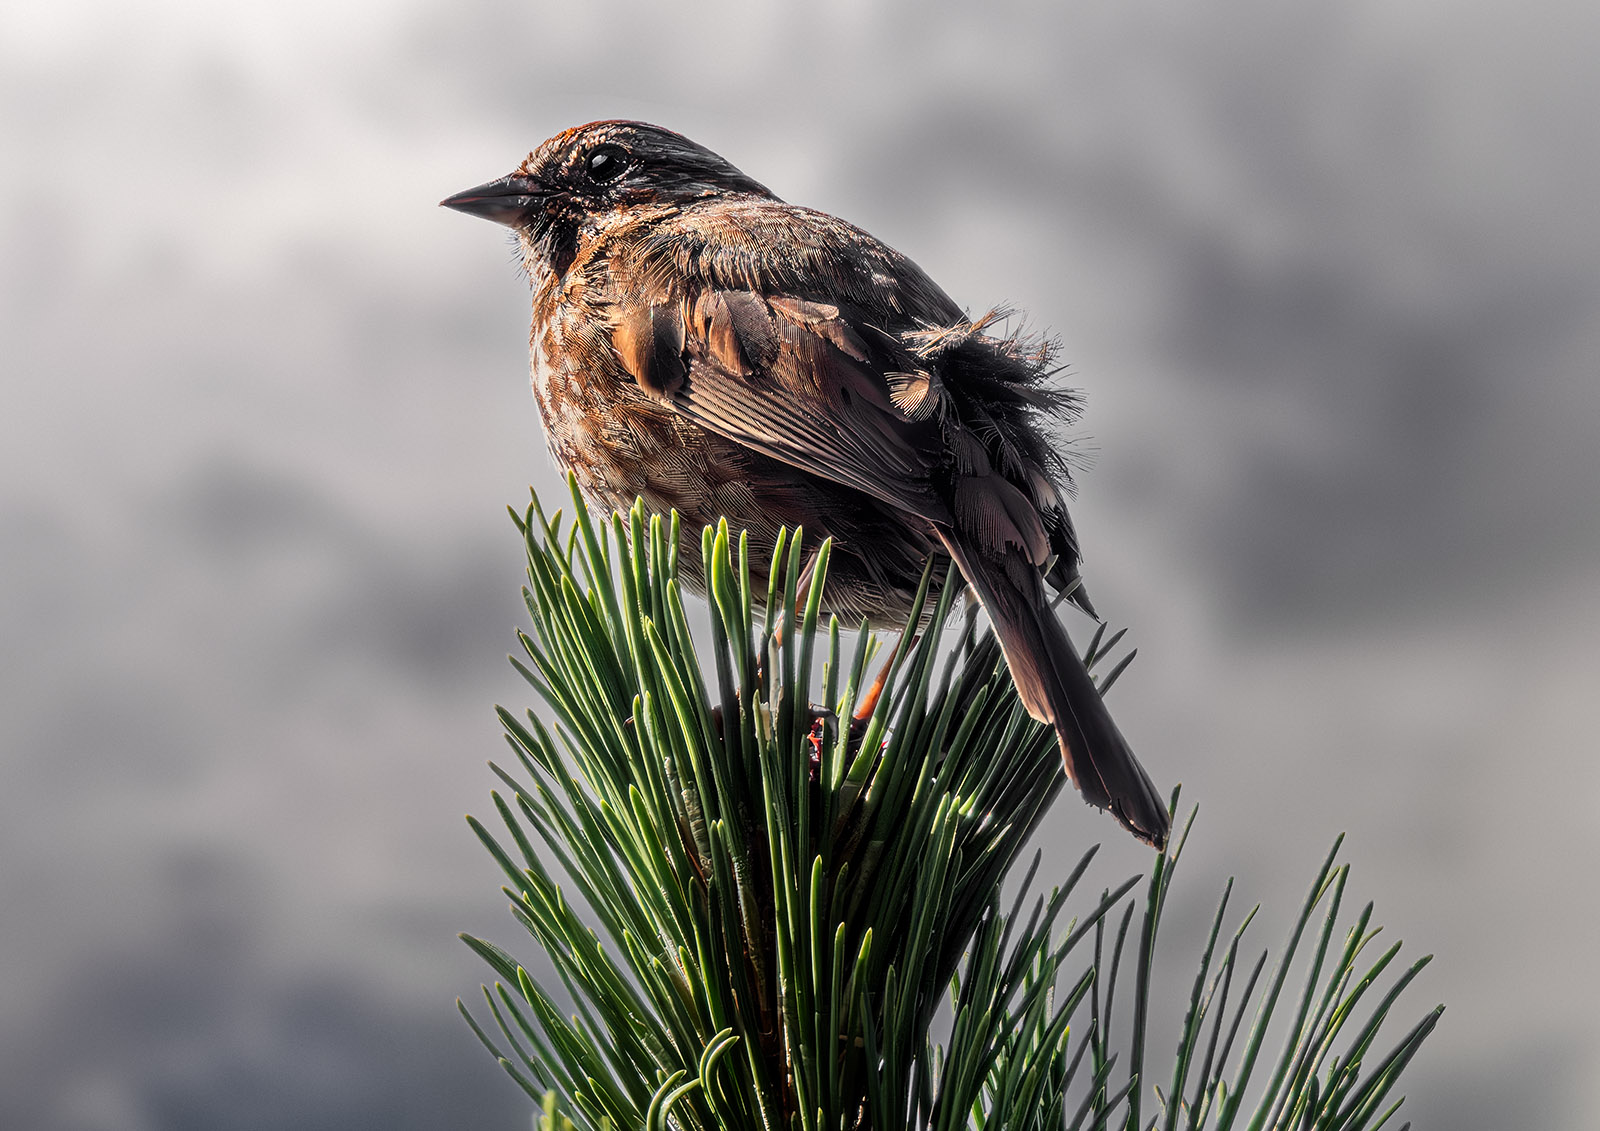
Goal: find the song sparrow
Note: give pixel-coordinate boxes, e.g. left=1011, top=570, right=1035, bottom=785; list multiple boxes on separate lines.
left=443, top=121, right=1168, bottom=849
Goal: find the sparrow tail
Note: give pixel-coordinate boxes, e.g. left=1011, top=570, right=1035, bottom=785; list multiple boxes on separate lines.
left=937, top=533, right=1171, bottom=850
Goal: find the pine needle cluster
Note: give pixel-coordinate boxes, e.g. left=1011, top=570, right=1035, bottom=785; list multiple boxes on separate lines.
left=462, top=481, right=1440, bottom=1131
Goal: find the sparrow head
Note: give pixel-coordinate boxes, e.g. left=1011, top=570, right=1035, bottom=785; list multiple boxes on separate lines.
left=440, top=120, right=770, bottom=230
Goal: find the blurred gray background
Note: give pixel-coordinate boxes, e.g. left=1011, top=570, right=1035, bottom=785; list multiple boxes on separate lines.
left=3, top=0, right=1596, bottom=1127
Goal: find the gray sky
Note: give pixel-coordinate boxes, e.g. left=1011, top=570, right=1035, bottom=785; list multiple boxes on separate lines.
left=3, top=0, right=1597, bottom=1127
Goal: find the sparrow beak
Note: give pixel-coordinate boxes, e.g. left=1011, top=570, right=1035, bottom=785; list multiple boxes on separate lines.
left=439, top=174, right=543, bottom=226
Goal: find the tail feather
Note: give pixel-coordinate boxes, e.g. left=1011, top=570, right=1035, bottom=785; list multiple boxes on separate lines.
left=937, top=533, right=1170, bottom=850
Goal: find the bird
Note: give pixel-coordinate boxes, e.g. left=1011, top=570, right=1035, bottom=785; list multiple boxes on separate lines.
left=442, top=120, right=1169, bottom=850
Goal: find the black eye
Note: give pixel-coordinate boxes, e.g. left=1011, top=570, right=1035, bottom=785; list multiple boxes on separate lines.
left=585, top=144, right=629, bottom=183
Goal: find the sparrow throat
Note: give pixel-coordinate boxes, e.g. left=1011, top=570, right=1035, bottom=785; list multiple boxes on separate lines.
left=517, top=213, right=579, bottom=288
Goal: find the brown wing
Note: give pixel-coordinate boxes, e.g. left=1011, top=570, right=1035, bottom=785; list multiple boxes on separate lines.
left=614, top=285, right=1069, bottom=572
left=608, top=199, right=1061, bottom=566
left=624, top=289, right=951, bottom=514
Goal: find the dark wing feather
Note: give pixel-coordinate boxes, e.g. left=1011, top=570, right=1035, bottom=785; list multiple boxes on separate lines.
left=612, top=300, right=687, bottom=398
left=683, top=290, right=951, bottom=519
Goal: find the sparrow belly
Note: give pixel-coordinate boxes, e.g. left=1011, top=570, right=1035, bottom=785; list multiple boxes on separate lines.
left=531, top=352, right=943, bottom=627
